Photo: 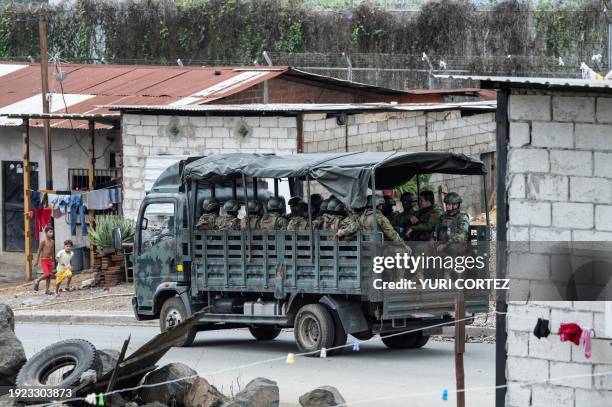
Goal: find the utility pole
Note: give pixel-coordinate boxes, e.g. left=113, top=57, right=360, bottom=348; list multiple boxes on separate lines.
left=39, top=11, right=52, bottom=190
left=454, top=290, right=466, bottom=407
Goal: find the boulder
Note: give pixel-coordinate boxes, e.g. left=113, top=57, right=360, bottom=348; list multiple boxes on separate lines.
left=0, top=394, right=15, bottom=407
left=139, top=363, right=198, bottom=406
left=223, top=378, right=279, bottom=407
left=185, top=377, right=226, bottom=407
left=141, top=402, right=169, bottom=407
left=96, top=349, right=120, bottom=377
left=0, top=330, right=26, bottom=390
left=299, top=386, right=346, bottom=407
left=0, top=302, right=14, bottom=332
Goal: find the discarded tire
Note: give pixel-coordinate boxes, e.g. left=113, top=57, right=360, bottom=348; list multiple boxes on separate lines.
left=16, top=339, right=100, bottom=388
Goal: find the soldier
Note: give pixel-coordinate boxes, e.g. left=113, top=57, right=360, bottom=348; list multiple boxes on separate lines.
left=320, top=197, right=346, bottom=231
left=336, top=206, right=361, bottom=240
left=437, top=192, right=470, bottom=244
left=310, top=193, right=323, bottom=218
left=287, top=202, right=309, bottom=231
left=196, top=198, right=220, bottom=230
left=405, top=190, right=442, bottom=241
left=287, top=196, right=304, bottom=220
left=359, top=195, right=404, bottom=242
left=382, top=196, right=398, bottom=221
left=312, top=197, right=330, bottom=230
left=215, top=199, right=241, bottom=230
left=260, top=197, right=289, bottom=230
left=392, top=191, right=419, bottom=237
left=241, top=200, right=263, bottom=230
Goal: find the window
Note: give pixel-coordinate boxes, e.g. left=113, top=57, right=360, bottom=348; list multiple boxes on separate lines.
left=140, top=202, right=175, bottom=253
left=68, top=168, right=120, bottom=190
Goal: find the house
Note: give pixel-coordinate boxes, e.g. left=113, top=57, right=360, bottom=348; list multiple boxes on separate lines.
left=109, top=101, right=496, bottom=219
left=440, top=75, right=612, bottom=407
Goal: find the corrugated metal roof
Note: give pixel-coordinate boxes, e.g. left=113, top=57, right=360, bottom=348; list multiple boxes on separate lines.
left=106, top=100, right=496, bottom=114
left=435, top=74, right=612, bottom=91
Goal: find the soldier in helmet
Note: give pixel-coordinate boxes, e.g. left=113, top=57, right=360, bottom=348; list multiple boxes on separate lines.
left=287, top=202, right=309, bottom=231
left=405, top=190, right=442, bottom=241
left=260, top=197, right=289, bottom=230
left=359, top=195, right=404, bottom=242
left=321, top=197, right=347, bottom=231
left=437, top=192, right=470, bottom=245
left=196, top=198, right=220, bottom=230
left=336, top=204, right=361, bottom=240
left=392, top=191, right=419, bottom=238
left=241, top=200, right=263, bottom=230
left=310, top=193, right=323, bottom=218
left=287, top=196, right=304, bottom=220
left=312, top=197, right=330, bottom=230
left=215, top=199, right=241, bottom=230
left=382, top=196, right=398, bottom=221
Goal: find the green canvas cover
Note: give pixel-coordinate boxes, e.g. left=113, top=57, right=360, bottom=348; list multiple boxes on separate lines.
left=183, top=152, right=485, bottom=208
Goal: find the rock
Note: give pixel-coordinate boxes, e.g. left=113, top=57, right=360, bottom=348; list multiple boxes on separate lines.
left=0, top=330, right=26, bottom=390
left=124, top=403, right=139, bottom=407
left=142, top=402, right=169, bottom=407
left=80, top=369, right=98, bottom=385
left=0, top=302, right=14, bottom=332
left=139, top=363, right=198, bottom=406
left=97, top=349, right=120, bottom=377
left=0, top=394, right=15, bottom=407
left=185, top=377, right=226, bottom=407
left=81, top=278, right=95, bottom=289
left=224, top=378, right=279, bottom=407
left=106, top=393, right=127, bottom=407
left=299, top=386, right=346, bottom=407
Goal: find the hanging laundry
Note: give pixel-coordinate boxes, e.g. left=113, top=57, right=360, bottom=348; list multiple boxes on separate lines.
left=69, top=194, right=88, bottom=237
left=108, top=187, right=121, bottom=205
left=86, top=189, right=112, bottom=210
left=559, top=322, right=583, bottom=346
left=34, top=208, right=52, bottom=240
left=533, top=318, right=551, bottom=339
left=49, top=194, right=71, bottom=214
left=581, top=327, right=594, bottom=359
left=32, top=191, right=45, bottom=209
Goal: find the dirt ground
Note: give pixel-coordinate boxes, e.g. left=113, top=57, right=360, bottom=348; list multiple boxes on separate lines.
left=0, top=271, right=133, bottom=313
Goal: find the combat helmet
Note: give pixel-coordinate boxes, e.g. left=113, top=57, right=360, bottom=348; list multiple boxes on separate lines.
left=223, top=199, right=241, bottom=214
left=444, top=192, right=463, bottom=205
left=202, top=198, right=220, bottom=213
left=327, top=197, right=346, bottom=215
left=267, top=197, right=284, bottom=213
left=400, top=191, right=417, bottom=204
left=288, top=196, right=303, bottom=207
left=246, top=200, right=262, bottom=215
left=367, top=194, right=386, bottom=207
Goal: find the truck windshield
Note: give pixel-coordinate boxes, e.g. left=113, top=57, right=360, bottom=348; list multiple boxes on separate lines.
left=140, top=202, right=175, bottom=253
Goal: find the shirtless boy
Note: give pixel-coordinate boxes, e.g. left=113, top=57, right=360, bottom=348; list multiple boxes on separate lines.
left=32, top=227, right=55, bottom=295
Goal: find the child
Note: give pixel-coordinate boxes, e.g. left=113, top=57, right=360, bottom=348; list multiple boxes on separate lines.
left=55, top=240, right=74, bottom=295
left=32, top=227, right=55, bottom=295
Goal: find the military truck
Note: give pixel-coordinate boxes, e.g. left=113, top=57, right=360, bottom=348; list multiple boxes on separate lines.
left=119, top=152, right=491, bottom=353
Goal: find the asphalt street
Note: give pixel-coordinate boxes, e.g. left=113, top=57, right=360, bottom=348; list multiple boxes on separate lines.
left=16, top=323, right=495, bottom=407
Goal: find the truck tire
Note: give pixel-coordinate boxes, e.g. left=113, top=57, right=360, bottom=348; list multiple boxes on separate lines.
left=249, top=326, right=282, bottom=340
left=294, top=304, right=335, bottom=355
left=160, top=297, right=197, bottom=347
left=329, top=311, right=348, bottom=355
left=410, top=333, right=430, bottom=348
left=381, top=332, right=418, bottom=349
left=16, top=339, right=100, bottom=387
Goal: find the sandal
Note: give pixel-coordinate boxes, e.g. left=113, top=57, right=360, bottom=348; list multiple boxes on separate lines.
left=32, top=281, right=39, bottom=291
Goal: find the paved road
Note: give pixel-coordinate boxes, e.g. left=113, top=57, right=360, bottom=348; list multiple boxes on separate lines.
left=16, top=323, right=495, bottom=407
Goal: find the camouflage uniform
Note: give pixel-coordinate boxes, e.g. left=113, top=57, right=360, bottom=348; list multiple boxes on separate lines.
left=318, top=198, right=346, bottom=232
left=359, top=196, right=403, bottom=242
left=196, top=198, right=220, bottom=230
left=409, top=205, right=442, bottom=241
left=391, top=192, right=419, bottom=237
left=216, top=200, right=241, bottom=230
left=241, top=200, right=263, bottom=230
left=437, top=192, right=469, bottom=244
left=260, top=197, right=288, bottom=230
left=336, top=213, right=360, bottom=239
left=312, top=198, right=330, bottom=230
left=287, top=215, right=309, bottom=231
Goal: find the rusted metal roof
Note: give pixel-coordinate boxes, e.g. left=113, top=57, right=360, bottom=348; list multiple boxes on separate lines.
left=435, top=74, right=612, bottom=92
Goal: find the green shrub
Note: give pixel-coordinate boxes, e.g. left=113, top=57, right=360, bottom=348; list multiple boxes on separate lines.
left=89, top=215, right=135, bottom=254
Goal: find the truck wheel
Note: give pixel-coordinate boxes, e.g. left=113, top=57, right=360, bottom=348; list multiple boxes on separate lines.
left=410, top=333, right=430, bottom=348
left=249, top=326, right=282, bottom=340
left=294, top=304, right=335, bottom=355
left=381, top=332, right=418, bottom=349
left=16, top=339, right=100, bottom=387
left=329, top=311, right=348, bottom=355
left=160, top=297, right=197, bottom=347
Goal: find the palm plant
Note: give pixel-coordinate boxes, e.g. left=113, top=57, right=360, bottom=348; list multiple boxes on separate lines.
left=89, top=215, right=135, bottom=255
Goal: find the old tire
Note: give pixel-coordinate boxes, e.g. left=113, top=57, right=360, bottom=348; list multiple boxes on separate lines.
left=249, top=326, right=282, bottom=341
left=294, top=304, right=335, bottom=355
left=410, top=333, right=430, bottom=348
left=160, top=297, right=197, bottom=347
left=16, top=339, right=100, bottom=388
left=381, top=332, right=418, bottom=349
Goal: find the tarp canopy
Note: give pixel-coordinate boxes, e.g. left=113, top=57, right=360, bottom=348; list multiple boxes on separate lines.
left=183, top=152, right=485, bottom=208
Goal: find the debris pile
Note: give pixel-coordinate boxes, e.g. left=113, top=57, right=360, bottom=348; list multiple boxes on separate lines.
left=94, top=253, right=128, bottom=287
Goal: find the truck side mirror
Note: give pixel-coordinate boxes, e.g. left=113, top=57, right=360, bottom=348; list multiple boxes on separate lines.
left=112, top=227, right=122, bottom=252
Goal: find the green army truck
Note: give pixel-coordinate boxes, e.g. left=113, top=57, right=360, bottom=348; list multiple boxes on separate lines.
left=120, top=152, right=492, bottom=353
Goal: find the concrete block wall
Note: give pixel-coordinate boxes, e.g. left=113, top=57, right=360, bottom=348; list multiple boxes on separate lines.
left=122, top=113, right=298, bottom=218
left=505, top=90, right=612, bottom=407
left=302, top=110, right=496, bottom=215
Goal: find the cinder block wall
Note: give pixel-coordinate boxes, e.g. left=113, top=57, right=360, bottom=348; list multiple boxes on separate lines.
left=302, top=110, right=495, bottom=215
left=121, top=114, right=298, bottom=218
left=505, top=90, right=612, bottom=407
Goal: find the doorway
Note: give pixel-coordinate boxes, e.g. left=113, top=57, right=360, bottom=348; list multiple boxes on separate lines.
left=2, top=161, right=39, bottom=252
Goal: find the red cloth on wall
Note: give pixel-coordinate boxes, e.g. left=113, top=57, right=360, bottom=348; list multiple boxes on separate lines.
left=34, top=208, right=52, bottom=240
left=559, top=322, right=583, bottom=346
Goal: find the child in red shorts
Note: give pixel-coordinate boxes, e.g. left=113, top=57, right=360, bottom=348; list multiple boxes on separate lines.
left=32, top=227, right=55, bottom=295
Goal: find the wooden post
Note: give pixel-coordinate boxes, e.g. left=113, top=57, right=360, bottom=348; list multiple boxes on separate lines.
left=39, top=12, right=52, bottom=190
left=22, top=120, right=33, bottom=281
left=88, top=120, right=96, bottom=268
left=455, top=290, right=466, bottom=407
